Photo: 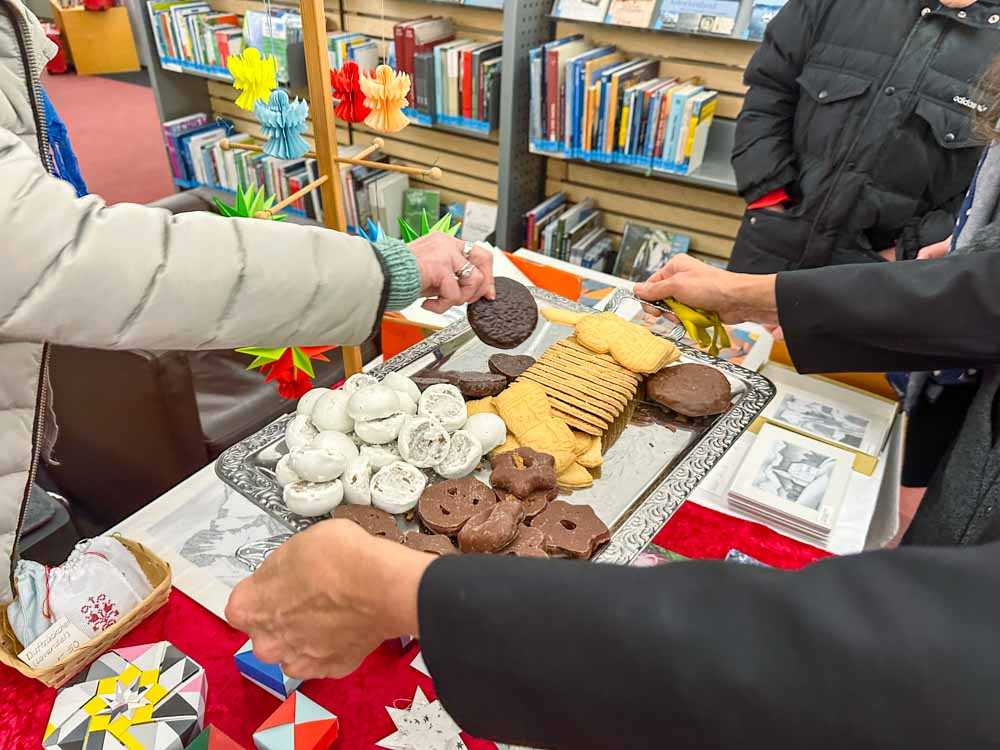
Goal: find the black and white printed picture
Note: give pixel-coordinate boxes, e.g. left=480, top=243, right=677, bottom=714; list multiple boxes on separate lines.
left=752, top=440, right=838, bottom=509
left=774, top=394, right=869, bottom=449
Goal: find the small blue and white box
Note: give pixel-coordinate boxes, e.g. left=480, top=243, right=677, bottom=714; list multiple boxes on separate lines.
left=235, top=639, right=303, bottom=699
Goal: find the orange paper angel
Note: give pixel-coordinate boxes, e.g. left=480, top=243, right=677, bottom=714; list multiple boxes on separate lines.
left=359, top=65, right=411, bottom=133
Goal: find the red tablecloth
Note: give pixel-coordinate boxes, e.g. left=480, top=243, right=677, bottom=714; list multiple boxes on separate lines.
left=0, top=501, right=829, bottom=748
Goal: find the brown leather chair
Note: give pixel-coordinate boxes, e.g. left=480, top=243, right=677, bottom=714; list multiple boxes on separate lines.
left=44, top=189, right=378, bottom=535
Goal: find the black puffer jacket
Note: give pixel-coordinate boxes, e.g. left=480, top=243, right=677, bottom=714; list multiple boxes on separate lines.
left=729, top=0, right=1000, bottom=273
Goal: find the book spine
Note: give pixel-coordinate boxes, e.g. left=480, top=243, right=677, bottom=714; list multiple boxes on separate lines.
left=393, top=23, right=406, bottom=82
left=462, top=49, right=473, bottom=119
left=403, top=24, right=417, bottom=106
left=545, top=47, right=558, bottom=141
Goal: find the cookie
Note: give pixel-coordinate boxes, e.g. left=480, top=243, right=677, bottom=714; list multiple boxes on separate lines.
left=466, top=396, right=498, bottom=416
left=608, top=323, right=679, bottom=374
left=494, top=380, right=552, bottom=435
left=544, top=345, right=641, bottom=387
left=311, top=390, right=355, bottom=433
left=285, top=414, right=319, bottom=451
left=464, top=412, right=507, bottom=453
left=539, top=307, right=587, bottom=327
left=371, top=461, right=428, bottom=514
left=335, top=504, right=404, bottom=542
left=342, top=456, right=373, bottom=505
left=398, top=415, right=451, bottom=468
left=646, top=363, right=732, bottom=417
left=296, top=387, right=330, bottom=417
left=418, top=383, right=468, bottom=431
left=500, top=525, right=548, bottom=558
left=288, top=445, right=347, bottom=483
left=381, top=372, right=422, bottom=404
left=360, top=443, right=401, bottom=470
left=467, top=277, right=538, bottom=349
left=490, top=447, right=558, bottom=498
left=557, top=462, right=594, bottom=490
left=411, top=374, right=455, bottom=391
left=342, top=373, right=379, bottom=394
left=275, top=455, right=300, bottom=488
left=515, top=375, right=616, bottom=425
left=524, top=362, right=630, bottom=408
left=435, top=429, right=484, bottom=479
left=448, top=372, right=509, bottom=399
left=531, top=501, right=610, bottom=559
left=354, top=413, right=406, bottom=445
left=490, top=433, right=520, bottom=457
left=576, top=435, right=603, bottom=469
left=488, top=353, right=536, bottom=380
left=284, top=480, right=344, bottom=516
left=571, top=430, right=593, bottom=456
left=553, top=410, right=603, bottom=436
left=497, top=488, right=555, bottom=519
left=517, top=417, right=578, bottom=472
left=458, top=497, right=524, bottom=553
left=403, top=531, right=458, bottom=556
left=418, top=477, right=497, bottom=535
left=574, top=312, right=624, bottom=354
left=311, top=431, right=360, bottom=462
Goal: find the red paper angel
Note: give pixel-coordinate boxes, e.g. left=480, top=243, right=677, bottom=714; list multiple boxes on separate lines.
left=331, top=61, right=371, bottom=124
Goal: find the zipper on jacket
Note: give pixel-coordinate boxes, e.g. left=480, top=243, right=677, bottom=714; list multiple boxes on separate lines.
left=2, top=0, right=55, bottom=596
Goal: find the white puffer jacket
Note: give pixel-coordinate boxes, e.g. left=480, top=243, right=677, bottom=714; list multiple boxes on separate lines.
left=0, top=0, right=394, bottom=603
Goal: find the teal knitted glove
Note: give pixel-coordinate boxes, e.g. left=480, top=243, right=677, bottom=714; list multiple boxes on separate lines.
left=373, top=237, right=422, bottom=311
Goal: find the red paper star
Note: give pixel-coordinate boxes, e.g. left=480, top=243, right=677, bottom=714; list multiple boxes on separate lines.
left=331, top=61, right=371, bottom=124
left=239, top=346, right=335, bottom=400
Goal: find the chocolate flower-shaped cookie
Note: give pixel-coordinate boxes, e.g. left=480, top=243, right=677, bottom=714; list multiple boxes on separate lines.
left=490, top=448, right=558, bottom=499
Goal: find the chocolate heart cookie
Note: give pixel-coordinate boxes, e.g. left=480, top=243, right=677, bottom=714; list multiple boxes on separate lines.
left=646, top=363, right=732, bottom=417
left=418, top=478, right=497, bottom=535
left=334, top=505, right=404, bottom=542
left=490, top=448, right=558, bottom=499
left=467, top=278, right=539, bottom=349
left=448, top=372, right=509, bottom=399
left=403, top=531, right=458, bottom=556
left=488, top=353, right=536, bottom=381
left=531, top=500, right=610, bottom=559
left=458, top=497, right=525, bottom=553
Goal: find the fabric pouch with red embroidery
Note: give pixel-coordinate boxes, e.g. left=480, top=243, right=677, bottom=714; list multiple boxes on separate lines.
left=7, top=536, right=152, bottom=648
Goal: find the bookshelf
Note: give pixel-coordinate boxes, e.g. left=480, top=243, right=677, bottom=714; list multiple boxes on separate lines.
left=136, top=0, right=758, bottom=262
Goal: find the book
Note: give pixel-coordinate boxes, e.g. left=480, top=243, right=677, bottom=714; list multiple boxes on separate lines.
left=613, top=221, right=690, bottom=281
left=729, top=424, right=854, bottom=543
left=462, top=201, right=499, bottom=242
left=162, top=112, right=209, bottom=180
left=745, top=0, right=788, bottom=40
left=605, top=0, right=658, bottom=27
left=551, top=0, right=613, bottom=23
left=661, top=82, right=703, bottom=167
left=524, top=192, right=567, bottom=250
left=652, top=0, right=740, bottom=35
left=684, top=90, right=718, bottom=173
left=402, top=189, right=441, bottom=229
left=372, top=172, right=411, bottom=238
left=543, top=35, right=587, bottom=141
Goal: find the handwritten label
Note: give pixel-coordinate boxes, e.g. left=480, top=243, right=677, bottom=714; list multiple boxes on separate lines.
left=18, top=618, right=88, bottom=669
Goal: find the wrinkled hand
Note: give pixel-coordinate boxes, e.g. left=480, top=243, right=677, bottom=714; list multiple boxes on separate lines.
left=917, top=237, right=951, bottom=260
left=225, top=520, right=432, bottom=680
left=408, top=233, right=496, bottom=314
left=633, top=255, right=780, bottom=327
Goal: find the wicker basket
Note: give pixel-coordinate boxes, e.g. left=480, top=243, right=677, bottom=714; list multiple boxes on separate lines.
left=0, top=534, right=171, bottom=688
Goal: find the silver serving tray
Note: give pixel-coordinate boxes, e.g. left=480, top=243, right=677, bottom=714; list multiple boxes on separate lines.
left=216, top=287, right=774, bottom=565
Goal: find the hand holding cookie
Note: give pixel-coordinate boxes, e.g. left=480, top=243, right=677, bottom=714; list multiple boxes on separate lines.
left=408, top=233, right=496, bottom=314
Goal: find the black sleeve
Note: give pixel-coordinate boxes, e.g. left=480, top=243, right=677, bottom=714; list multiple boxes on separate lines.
left=419, top=545, right=1000, bottom=750
left=732, top=0, right=822, bottom=203
left=778, top=252, right=1000, bottom=374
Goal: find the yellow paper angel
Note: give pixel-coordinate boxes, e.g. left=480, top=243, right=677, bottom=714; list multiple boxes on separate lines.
left=359, top=65, right=411, bottom=133
left=228, top=47, right=278, bottom=111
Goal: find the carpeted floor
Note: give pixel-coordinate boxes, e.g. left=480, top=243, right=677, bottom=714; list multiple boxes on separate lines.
left=42, top=70, right=175, bottom=204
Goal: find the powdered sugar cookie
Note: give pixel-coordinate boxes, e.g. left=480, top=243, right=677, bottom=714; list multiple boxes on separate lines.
left=371, top=461, right=427, bottom=514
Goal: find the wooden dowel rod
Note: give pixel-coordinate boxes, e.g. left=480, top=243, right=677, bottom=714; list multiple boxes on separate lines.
left=383, top=312, right=445, bottom=332
left=219, top=138, right=441, bottom=181
left=354, top=137, right=384, bottom=160
left=255, top=174, right=329, bottom=218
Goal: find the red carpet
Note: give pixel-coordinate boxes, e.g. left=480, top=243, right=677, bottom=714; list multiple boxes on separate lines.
left=41, top=71, right=175, bottom=205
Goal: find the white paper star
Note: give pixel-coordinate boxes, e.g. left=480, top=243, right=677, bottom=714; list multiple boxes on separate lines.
left=410, top=651, right=431, bottom=677
left=376, top=686, right=468, bottom=750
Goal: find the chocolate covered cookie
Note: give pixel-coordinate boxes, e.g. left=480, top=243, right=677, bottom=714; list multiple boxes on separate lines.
left=488, top=353, right=536, bottom=381
left=411, top=373, right=456, bottom=392
left=403, top=531, right=458, bottom=556
left=646, top=363, right=732, bottom=417
left=334, top=505, right=404, bottom=542
left=497, top=488, right=555, bottom=519
left=467, top=278, right=538, bottom=349
left=448, top=372, right=509, bottom=399
left=500, top=525, right=548, bottom=558
left=458, top=497, right=525, bottom=554
left=490, top=448, right=558, bottom=499
left=531, top=500, right=610, bottom=559
left=418, top=478, right=497, bottom=535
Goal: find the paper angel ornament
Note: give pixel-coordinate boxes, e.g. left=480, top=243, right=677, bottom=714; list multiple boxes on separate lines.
left=228, top=47, right=278, bottom=111
left=255, top=89, right=310, bottom=160
left=359, top=65, right=411, bottom=133
left=331, top=61, right=371, bottom=124
left=376, top=687, right=467, bottom=750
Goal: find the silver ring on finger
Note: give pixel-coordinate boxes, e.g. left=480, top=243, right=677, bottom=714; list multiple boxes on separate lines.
left=455, top=261, right=475, bottom=281
left=462, top=241, right=475, bottom=259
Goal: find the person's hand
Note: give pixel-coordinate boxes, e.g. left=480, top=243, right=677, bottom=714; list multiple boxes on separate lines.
left=633, top=254, right=780, bottom=326
left=408, top=233, right=496, bottom=314
left=917, top=237, right=951, bottom=260
left=225, top=520, right=432, bottom=679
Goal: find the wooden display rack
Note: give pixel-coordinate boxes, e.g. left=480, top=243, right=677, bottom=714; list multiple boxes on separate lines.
left=220, top=0, right=446, bottom=376
left=49, top=0, right=140, bottom=75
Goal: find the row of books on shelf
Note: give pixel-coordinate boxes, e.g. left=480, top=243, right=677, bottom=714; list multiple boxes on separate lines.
left=530, top=35, right=718, bottom=175
left=147, top=2, right=301, bottom=81
left=523, top=192, right=690, bottom=281
left=393, top=18, right=502, bottom=132
left=552, top=0, right=787, bottom=41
